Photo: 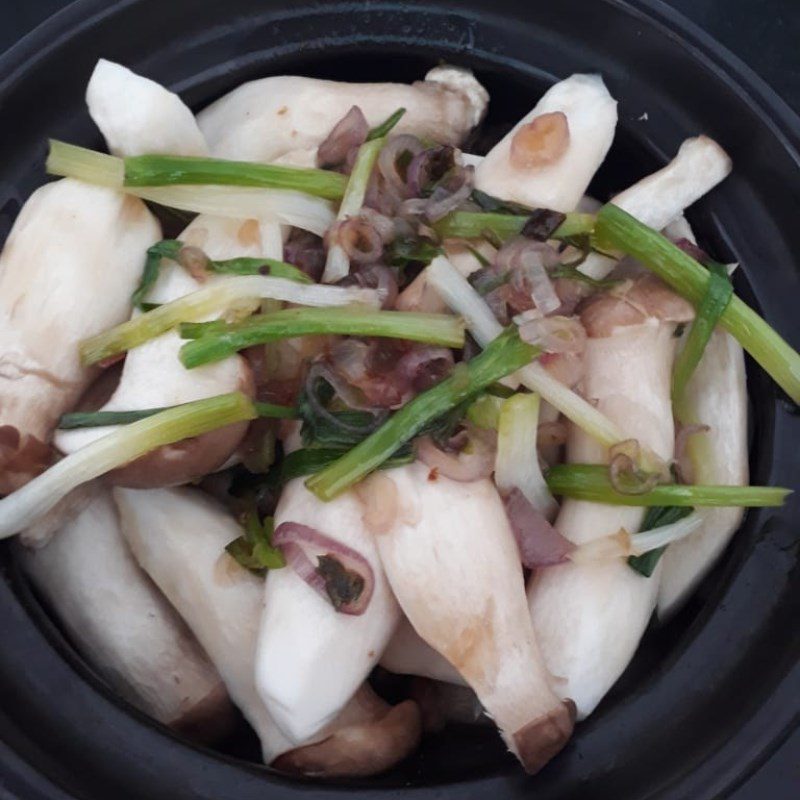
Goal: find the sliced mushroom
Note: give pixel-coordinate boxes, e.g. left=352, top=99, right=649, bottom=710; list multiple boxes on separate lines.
left=474, top=74, right=617, bottom=212
left=114, top=486, right=419, bottom=774
left=579, top=136, right=732, bottom=280
left=86, top=59, right=208, bottom=157
left=18, top=490, right=233, bottom=742
left=527, top=278, right=694, bottom=719
left=255, top=476, right=401, bottom=743
left=375, top=462, right=574, bottom=775
left=0, top=179, right=160, bottom=492
left=197, top=66, right=488, bottom=162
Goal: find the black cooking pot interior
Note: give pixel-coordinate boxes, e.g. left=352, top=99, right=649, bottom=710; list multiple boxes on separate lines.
left=0, top=1, right=797, bottom=799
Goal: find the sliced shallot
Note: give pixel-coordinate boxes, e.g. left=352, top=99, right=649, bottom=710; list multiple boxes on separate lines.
left=502, top=488, right=574, bottom=568
left=273, top=522, right=375, bottom=616
left=317, top=106, right=369, bottom=169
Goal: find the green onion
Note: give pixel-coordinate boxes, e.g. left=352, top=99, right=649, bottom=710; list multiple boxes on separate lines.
left=671, top=262, right=733, bottom=405
left=627, top=506, right=694, bottom=577
left=433, top=211, right=595, bottom=242
left=546, top=464, right=790, bottom=507
left=179, top=307, right=465, bottom=368
left=132, top=240, right=183, bottom=309
left=122, top=154, right=346, bottom=200
left=323, top=136, right=386, bottom=282
left=226, top=513, right=285, bottom=572
left=280, top=447, right=415, bottom=483
left=306, top=327, right=538, bottom=500
left=47, top=140, right=337, bottom=236
left=79, top=276, right=379, bottom=366
left=595, top=203, right=800, bottom=404
left=208, top=257, right=311, bottom=283
left=366, top=108, right=406, bottom=141
left=0, top=392, right=257, bottom=539
left=57, top=400, right=295, bottom=430
left=466, top=394, right=504, bottom=429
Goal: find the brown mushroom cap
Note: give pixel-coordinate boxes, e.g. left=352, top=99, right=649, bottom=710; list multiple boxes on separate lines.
left=272, top=699, right=422, bottom=778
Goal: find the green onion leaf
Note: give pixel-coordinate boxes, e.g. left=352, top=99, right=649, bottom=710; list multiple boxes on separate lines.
left=671, top=262, right=733, bottom=405
left=433, top=210, right=595, bottom=243
left=178, top=307, right=465, bottom=368
left=546, top=464, right=791, bottom=507
left=366, top=108, right=407, bottom=141
left=595, top=203, right=800, bottom=404
left=0, top=392, right=257, bottom=539
left=208, top=256, right=312, bottom=283
left=627, top=506, right=694, bottom=577
left=226, top=513, right=285, bottom=573
left=280, top=446, right=415, bottom=483
left=305, top=327, right=538, bottom=500
left=132, top=240, right=183, bottom=309
left=58, top=400, right=295, bottom=429
left=123, top=154, right=347, bottom=201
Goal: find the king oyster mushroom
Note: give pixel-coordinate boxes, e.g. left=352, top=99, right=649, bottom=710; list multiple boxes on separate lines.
left=0, top=179, right=160, bottom=493
left=86, top=59, right=208, bottom=156
left=18, top=490, right=233, bottom=742
left=197, top=66, right=489, bottom=163
left=474, top=73, right=618, bottom=212
left=114, top=486, right=420, bottom=775
left=53, top=215, right=263, bottom=487
left=255, top=473, right=402, bottom=744
left=375, top=461, right=575, bottom=775
left=527, top=276, right=695, bottom=719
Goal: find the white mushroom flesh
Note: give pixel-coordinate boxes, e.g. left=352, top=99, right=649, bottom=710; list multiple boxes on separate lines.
left=474, top=74, right=617, bottom=212
left=86, top=59, right=208, bottom=157
left=256, top=477, right=401, bottom=743
left=198, top=66, right=488, bottom=162
left=19, top=491, right=231, bottom=740
left=528, top=283, right=693, bottom=719
left=375, top=462, right=574, bottom=774
left=0, top=179, right=160, bottom=461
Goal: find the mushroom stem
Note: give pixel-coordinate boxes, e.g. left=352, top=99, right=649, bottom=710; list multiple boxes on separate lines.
left=528, top=278, right=693, bottom=718
left=578, top=136, right=732, bottom=280
left=375, top=463, right=574, bottom=774
left=18, top=491, right=233, bottom=742
left=255, top=477, right=401, bottom=743
left=474, top=74, right=618, bottom=212
left=0, top=179, right=160, bottom=489
left=114, top=486, right=419, bottom=775
left=197, top=66, right=488, bottom=162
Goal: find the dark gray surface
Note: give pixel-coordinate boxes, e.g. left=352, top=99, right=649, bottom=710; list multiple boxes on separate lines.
left=0, top=0, right=797, bottom=798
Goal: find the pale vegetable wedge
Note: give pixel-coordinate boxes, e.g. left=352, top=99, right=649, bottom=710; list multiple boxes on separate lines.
left=86, top=59, right=208, bottom=157
left=256, top=478, right=401, bottom=743
left=528, top=280, right=692, bottom=719
left=0, top=179, right=160, bottom=492
left=474, top=74, right=617, bottom=212
left=198, top=66, right=488, bottom=162
left=19, top=491, right=232, bottom=741
left=376, top=462, right=574, bottom=775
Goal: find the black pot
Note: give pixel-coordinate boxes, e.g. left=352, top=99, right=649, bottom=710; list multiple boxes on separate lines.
left=1, top=1, right=798, bottom=798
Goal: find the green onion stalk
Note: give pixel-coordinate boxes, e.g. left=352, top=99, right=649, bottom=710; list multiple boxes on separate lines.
left=306, top=327, right=539, bottom=501
left=546, top=464, right=790, bottom=508
left=0, top=392, right=257, bottom=539
left=433, top=210, right=596, bottom=242
left=179, top=307, right=466, bottom=368
left=595, top=203, right=800, bottom=404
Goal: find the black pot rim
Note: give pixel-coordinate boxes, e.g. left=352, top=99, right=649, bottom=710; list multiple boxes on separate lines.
left=0, top=2, right=798, bottom=799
